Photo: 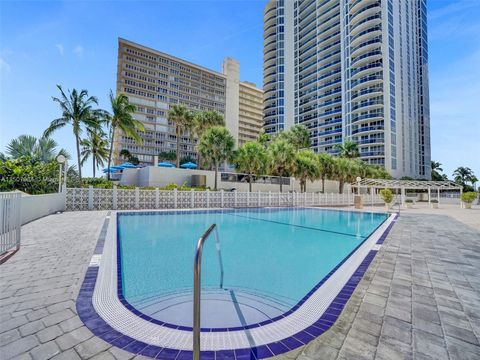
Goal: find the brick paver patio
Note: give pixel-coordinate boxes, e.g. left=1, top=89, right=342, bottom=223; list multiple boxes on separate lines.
left=1, top=209, right=479, bottom=359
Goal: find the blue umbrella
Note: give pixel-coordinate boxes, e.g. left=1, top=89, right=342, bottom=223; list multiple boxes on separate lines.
left=102, top=166, right=122, bottom=173
left=158, top=162, right=175, bottom=168
left=180, top=162, right=197, bottom=169
left=118, top=162, right=137, bottom=169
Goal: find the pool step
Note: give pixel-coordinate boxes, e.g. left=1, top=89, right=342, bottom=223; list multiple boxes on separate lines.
left=128, top=288, right=294, bottom=328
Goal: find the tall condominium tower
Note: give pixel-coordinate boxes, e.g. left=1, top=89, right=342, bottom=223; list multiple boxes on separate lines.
left=115, top=39, right=263, bottom=165
left=263, top=0, right=431, bottom=179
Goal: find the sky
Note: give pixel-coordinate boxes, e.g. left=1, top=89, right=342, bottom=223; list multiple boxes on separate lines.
left=0, top=0, right=479, bottom=179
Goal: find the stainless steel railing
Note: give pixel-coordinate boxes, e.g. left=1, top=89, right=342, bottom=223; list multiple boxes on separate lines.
left=193, top=224, right=224, bottom=360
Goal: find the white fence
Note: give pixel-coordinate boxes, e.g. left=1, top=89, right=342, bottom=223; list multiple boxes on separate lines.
left=1, top=192, right=21, bottom=255
left=66, top=187, right=385, bottom=211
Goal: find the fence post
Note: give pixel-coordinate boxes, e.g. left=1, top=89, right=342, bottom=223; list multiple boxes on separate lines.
left=268, top=191, right=272, bottom=206
left=234, top=190, right=237, bottom=208
left=247, top=191, right=250, bottom=207
left=134, top=187, right=139, bottom=209
left=191, top=189, right=194, bottom=208
left=206, top=189, right=210, bottom=208
left=174, top=188, right=178, bottom=209
left=113, top=185, right=117, bottom=210
left=221, top=190, right=224, bottom=208
left=155, top=188, right=159, bottom=208
left=88, top=186, right=94, bottom=210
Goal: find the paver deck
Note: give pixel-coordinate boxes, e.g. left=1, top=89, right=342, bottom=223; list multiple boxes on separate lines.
left=1, top=208, right=479, bottom=359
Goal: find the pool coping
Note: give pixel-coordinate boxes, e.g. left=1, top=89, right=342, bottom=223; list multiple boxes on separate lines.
left=76, top=208, right=398, bottom=359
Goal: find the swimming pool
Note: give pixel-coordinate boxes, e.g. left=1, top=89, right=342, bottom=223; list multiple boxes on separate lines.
left=118, top=208, right=387, bottom=329
left=79, top=207, right=396, bottom=358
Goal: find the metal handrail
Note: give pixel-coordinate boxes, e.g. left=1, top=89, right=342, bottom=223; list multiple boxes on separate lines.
left=193, top=224, right=224, bottom=360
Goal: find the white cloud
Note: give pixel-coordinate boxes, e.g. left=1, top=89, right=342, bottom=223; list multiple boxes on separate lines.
left=55, top=43, right=64, bottom=56
left=73, top=45, right=84, bottom=57
left=0, top=57, right=11, bottom=73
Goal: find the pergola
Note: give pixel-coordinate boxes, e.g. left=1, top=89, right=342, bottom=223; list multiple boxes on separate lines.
left=352, top=178, right=463, bottom=206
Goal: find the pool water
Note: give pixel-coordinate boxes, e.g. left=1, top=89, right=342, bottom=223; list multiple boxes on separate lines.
left=118, top=208, right=387, bottom=328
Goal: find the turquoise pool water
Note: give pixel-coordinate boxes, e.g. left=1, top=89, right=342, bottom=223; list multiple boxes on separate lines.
left=117, top=208, right=387, bottom=327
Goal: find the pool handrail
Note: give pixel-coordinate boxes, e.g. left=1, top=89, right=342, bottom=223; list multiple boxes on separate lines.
left=193, top=223, right=223, bottom=360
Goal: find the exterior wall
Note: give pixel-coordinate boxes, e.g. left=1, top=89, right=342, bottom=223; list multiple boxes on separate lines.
left=238, top=82, right=264, bottom=146
left=120, top=166, right=346, bottom=193
left=263, top=0, right=431, bottom=179
left=20, top=192, right=66, bottom=225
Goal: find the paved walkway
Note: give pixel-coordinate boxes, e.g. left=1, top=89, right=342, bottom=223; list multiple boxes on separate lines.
left=1, top=209, right=479, bottom=359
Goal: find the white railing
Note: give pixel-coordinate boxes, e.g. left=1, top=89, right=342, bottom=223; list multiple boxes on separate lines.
left=66, top=187, right=385, bottom=211
left=1, top=192, right=22, bottom=255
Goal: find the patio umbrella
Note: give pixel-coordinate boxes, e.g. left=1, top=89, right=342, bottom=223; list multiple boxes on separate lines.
left=180, top=162, right=197, bottom=169
left=158, top=162, right=175, bottom=168
left=118, top=162, right=137, bottom=169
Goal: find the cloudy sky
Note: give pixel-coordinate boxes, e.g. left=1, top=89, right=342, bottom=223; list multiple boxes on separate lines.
left=0, top=0, right=478, bottom=179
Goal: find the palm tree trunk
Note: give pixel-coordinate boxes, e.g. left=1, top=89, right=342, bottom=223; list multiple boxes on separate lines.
left=214, top=163, right=218, bottom=190
left=321, top=176, right=325, bottom=193
left=249, top=175, right=252, bottom=192
left=75, top=134, right=82, bottom=181
left=176, top=127, right=181, bottom=168
left=107, top=126, right=115, bottom=181
left=279, top=175, right=283, bottom=193
left=93, top=156, right=96, bottom=178
left=339, top=179, right=344, bottom=193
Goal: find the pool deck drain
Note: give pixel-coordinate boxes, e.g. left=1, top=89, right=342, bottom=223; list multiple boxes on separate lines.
left=0, top=207, right=479, bottom=359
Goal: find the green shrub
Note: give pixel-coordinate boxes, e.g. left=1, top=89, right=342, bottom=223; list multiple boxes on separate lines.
left=405, top=199, right=413, bottom=203
left=461, top=192, right=477, bottom=204
left=379, top=188, right=394, bottom=204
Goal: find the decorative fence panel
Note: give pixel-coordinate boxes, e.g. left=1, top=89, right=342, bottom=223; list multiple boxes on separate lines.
left=66, top=187, right=386, bottom=211
left=0, top=192, right=21, bottom=255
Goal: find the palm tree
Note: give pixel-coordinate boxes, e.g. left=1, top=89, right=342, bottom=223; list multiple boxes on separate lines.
left=293, top=149, right=319, bottom=192
left=267, top=138, right=296, bottom=192
left=431, top=160, right=444, bottom=181
left=280, top=124, right=310, bottom=150
left=198, top=126, right=235, bottom=190
left=317, top=152, right=334, bottom=193
left=80, top=128, right=109, bottom=177
left=333, top=140, right=359, bottom=158
left=192, top=110, right=224, bottom=168
left=6, top=134, right=69, bottom=162
left=331, top=157, right=354, bottom=193
left=233, top=141, right=267, bottom=192
left=257, top=130, right=270, bottom=148
left=105, top=91, right=143, bottom=180
left=44, top=85, right=103, bottom=180
left=168, top=104, right=194, bottom=168
left=453, top=167, right=475, bottom=189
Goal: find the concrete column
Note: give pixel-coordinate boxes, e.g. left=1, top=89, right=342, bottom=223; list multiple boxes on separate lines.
left=113, top=185, right=117, bottom=210
left=428, top=188, right=431, bottom=204
left=135, top=187, right=139, bottom=209
left=206, top=189, right=210, bottom=208
left=191, top=189, right=194, bottom=208
left=268, top=191, right=271, bottom=206
left=155, top=188, right=159, bottom=208
left=437, top=188, right=440, bottom=204
left=401, top=187, right=406, bottom=207
left=221, top=190, right=224, bottom=208
left=173, top=188, right=177, bottom=209
left=88, top=186, right=93, bottom=210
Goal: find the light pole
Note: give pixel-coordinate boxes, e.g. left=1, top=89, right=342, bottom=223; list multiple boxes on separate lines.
left=56, top=155, right=66, bottom=193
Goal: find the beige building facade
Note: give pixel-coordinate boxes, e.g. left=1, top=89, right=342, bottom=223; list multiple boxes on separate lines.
left=115, top=38, right=263, bottom=166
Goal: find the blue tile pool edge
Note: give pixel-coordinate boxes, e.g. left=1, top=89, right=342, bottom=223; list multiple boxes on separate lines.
left=76, top=209, right=398, bottom=359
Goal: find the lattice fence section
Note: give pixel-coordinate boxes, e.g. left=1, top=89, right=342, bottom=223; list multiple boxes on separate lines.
left=65, top=187, right=374, bottom=211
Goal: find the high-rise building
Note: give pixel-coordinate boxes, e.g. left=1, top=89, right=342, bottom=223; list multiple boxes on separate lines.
left=263, top=0, right=431, bottom=179
left=115, top=39, right=263, bottom=165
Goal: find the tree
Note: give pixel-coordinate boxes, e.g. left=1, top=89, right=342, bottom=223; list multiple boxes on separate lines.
left=316, top=153, right=334, bottom=193
left=257, top=130, right=270, bottom=148
left=233, top=141, right=267, bottom=192
left=80, top=128, right=109, bottom=178
left=331, top=157, right=355, bottom=193
left=192, top=110, right=224, bottom=168
left=279, top=125, right=310, bottom=150
left=293, top=149, right=319, bottom=192
left=158, top=151, right=176, bottom=162
left=105, top=91, right=144, bottom=180
left=44, top=85, right=103, bottom=181
left=333, top=140, right=360, bottom=158
left=5, top=135, right=69, bottom=163
left=168, top=104, right=194, bottom=168
left=431, top=161, right=445, bottom=181
left=198, top=126, right=235, bottom=190
left=453, top=167, right=476, bottom=191
left=267, top=138, right=296, bottom=192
